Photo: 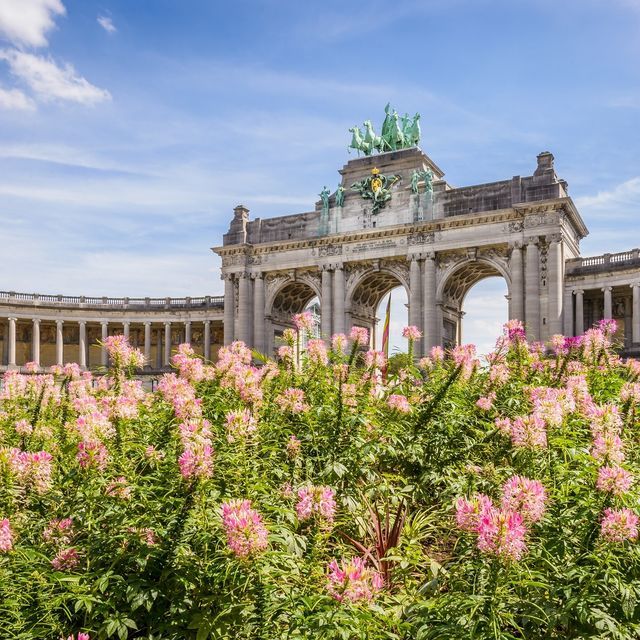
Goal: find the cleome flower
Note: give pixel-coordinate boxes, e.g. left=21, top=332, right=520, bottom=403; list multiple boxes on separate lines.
left=220, top=499, right=268, bottom=558
left=296, top=485, right=337, bottom=524
left=326, top=556, right=383, bottom=603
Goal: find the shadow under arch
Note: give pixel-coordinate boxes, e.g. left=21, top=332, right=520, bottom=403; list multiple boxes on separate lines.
left=437, top=257, right=511, bottom=349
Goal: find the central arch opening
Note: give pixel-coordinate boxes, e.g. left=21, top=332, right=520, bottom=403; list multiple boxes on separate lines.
left=270, top=280, right=320, bottom=353
left=350, top=270, right=409, bottom=352
left=441, top=260, right=509, bottom=354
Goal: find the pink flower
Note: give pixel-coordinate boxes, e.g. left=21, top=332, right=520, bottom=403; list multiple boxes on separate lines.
left=402, top=326, right=422, bottom=341
left=349, top=326, right=369, bottom=347
left=7, top=449, right=54, bottom=493
left=331, top=333, right=348, bottom=353
left=51, top=547, right=80, bottom=571
left=387, top=394, right=411, bottom=413
left=293, top=311, right=315, bottom=332
left=476, top=506, right=528, bottom=562
left=43, top=518, right=74, bottom=546
left=276, top=388, right=309, bottom=413
left=14, top=419, right=33, bottom=436
left=596, top=466, right=633, bottom=496
left=621, top=383, right=640, bottom=405
left=106, top=476, right=132, bottom=500
left=296, top=485, right=336, bottom=523
left=144, top=445, right=165, bottom=461
left=225, top=409, right=258, bottom=442
left=476, top=392, right=496, bottom=411
left=77, top=440, right=109, bottom=471
left=171, top=344, right=205, bottom=382
left=24, top=361, right=39, bottom=373
left=286, top=434, right=302, bottom=459
left=341, top=383, right=358, bottom=407
left=278, top=345, right=294, bottom=360
left=510, top=415, right=547, bottom=449
left=455, top=494, right=494, bottom=532
left=591, top=433, right=625, bottom=464
left=306, top=339, right=328, bottom=365
left=178, top=444, right=214, bottom=480
left=601, top=508, right=638, bottom=543
left=67, top=634, right=91, bottom=640
left=220, top=499, right=268, bottom=558
left=430, top=346, right=445, bottom=362
left=0, top=519, right=14, bottom=552
left=327, top=557, right=383, bottom=602
left=503, top=319, right=526, bottom=343
left=501, top=476, right=547, bottom=523
left=364, top=350, right=387, bottom=370
left=104, top=335, right=145, bottom=370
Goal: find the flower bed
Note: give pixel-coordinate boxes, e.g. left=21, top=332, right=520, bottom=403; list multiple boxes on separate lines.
left=1, top=320, right=639, bottom=639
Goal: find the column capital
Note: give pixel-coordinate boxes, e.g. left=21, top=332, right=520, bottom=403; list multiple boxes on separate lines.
left=122, top=320, right=130, bottom=326
left=424, top=251, right=436, bottom=261
left=222, top=272, right=235, bottom=282
left=203, top=319, right=211, bottom=326
left=547, top=233, right=562, bottom=244
left=631, top=282, right=640, bottom=289
left=164, top=321, right=172, bottom=327
left=250, top=272, right=263, bottom=280
left=509, top=241, right=523, bottom=251
left=332, top=263, right=344, bottom=271
left=32, top=318, right=41, bottom=325
left=184, top=319, right=192, bottom=325
left=602, top=286, right=613, bottom=292
left=572, top=289, right=584, bottom=296
left=78, top=320, right=86, bottom=326
left=320, top=263, right=334, bottom=272
left=144, top=320, right=152, bottom=326
left=409, top=253, right=422, bottom=263
left=56, top=319, right=64, bottom=327
left=525, top=237, right=539, bottom=247
left=100, top=320, right=108, bottom=327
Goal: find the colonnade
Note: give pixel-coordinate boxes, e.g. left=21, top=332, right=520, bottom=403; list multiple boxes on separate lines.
left=1, top=318, right=215, bottom=370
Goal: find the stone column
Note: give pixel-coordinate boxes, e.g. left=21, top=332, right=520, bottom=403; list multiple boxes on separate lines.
left=333, top=265, right=345, bottom=335
left=156, top=329, right=162, bottom=369
left=423, top=253, right=438, bottom=352
left=56, top=320, right=64, bottom=366
left=184, top=321, right=192, bottom=345
left=78, top=321, right=87, bottom=368
left=574, top=289, right=584, bottom=336
left=100, top=322, right=108, bottom=367
left=204, top=320, right=211, bottom=361
left=547, top=235, right=563, bottom=336
left=32, top=319, right=40, bottom=366
left=123, top=321, right=130, bottom=340
left=563, top=289, right=573, bottom=336
left=508, top=243, right=524, bottom=321
left=144, top=322, right=151, bottom=367
left=321, top=266, right=333, bottom=339
left=8, top=317, right=17, bottom=368
left=525, top=240, right=540, bottom=341
left=237, top=273, right=252, bottom=346
left=409, top=255, right=423, bottom=352
left=223, top=275, right=235, bottom=345
left=164, top=322, right=172, bottom=366
left=253, top=274, right=265, bottom=353
left=632, top=283, right=640, bottom=344
left=603, top=286, right=613, bottom=320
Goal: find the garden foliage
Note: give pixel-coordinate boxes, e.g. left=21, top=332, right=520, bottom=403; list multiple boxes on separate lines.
left=1, top=319, right=640, bottom=639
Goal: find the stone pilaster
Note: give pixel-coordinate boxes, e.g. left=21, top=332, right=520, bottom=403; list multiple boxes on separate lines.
left=409, top=255, right=422, bottom=352
left=32, top=318, right=40, bottom=366
left=525, top=239, right=540, bottom=341
left=8, top=317, right=17, bottom=368
left=252, top=274, right=265, bottom=353
left=547, top=235, right=563, bottom=336
left=184, top=321, right=192, bottom=345
left=164, top=322, right=172, bottom=366
left=101, top=321, right=108, bottom=367
left=321, top=265, right=333, bottom=339
left=333, top=265, right=345, bottom=335
left=508, top=242, right=524, bottom=321
left=56, top=320, right=64, bottom=366
left=223, top=274, right=235, bottom=345
left=237, top=273, right=252, bottom=346
left=632, top=283, right=640, bottom=344
left=574, top=289, right=584, bottom=336
left=423, top=253, right=438, bottom=352
left=144, top=322, right=151, bottom=367
left=204, top=320, right=211, bottom=361
left=78, top=321, right=87, bottom=368
left=603, top=286, right=613, bottom=320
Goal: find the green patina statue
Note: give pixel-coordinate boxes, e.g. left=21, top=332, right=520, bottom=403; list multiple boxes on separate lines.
left=348, top=105, right=421, bottom=156
left=351, top=167, right=401, bottom=213
left=335, top=184, right=345, bottom=208
left=410, top=169, right=420, bottom=194
left=319, top=186, right=331, bottom=212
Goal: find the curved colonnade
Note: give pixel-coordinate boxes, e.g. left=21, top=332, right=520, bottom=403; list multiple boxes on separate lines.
left=0, top=292, right=224, bottom=372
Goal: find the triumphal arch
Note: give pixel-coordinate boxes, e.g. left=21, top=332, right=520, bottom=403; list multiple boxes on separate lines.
left=213, top=106, right=615, bottom=358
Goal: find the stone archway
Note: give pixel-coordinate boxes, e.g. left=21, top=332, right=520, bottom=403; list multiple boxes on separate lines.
left=265, top=275, right=321, bottom=355
left=346, top=264, right=411, bottom=348
left=437, top=256, right=511, bottom=349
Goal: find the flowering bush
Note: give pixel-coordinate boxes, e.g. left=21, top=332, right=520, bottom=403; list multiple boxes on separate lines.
left=1, top=319, right=640, bottom=638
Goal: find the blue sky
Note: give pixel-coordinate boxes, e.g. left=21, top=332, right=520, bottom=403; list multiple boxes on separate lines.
left=0, top=0, right=639, bottom=354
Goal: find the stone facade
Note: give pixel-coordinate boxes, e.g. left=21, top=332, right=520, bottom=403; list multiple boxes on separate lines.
left=214, top=147, right=639, bottom=357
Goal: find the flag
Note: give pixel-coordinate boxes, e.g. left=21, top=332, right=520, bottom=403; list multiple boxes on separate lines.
left=381, top=293, right=391, bottom=360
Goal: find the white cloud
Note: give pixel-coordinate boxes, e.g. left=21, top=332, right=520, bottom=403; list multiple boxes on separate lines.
left=97, top=15, right=116, bottom=35
left=0, top=0, right=65, bottom=48
left=0, top=85, right=35, bottom=111
left=575, top=176, right=640, bottom=219
left=0, top=49, right=111, bottom=104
